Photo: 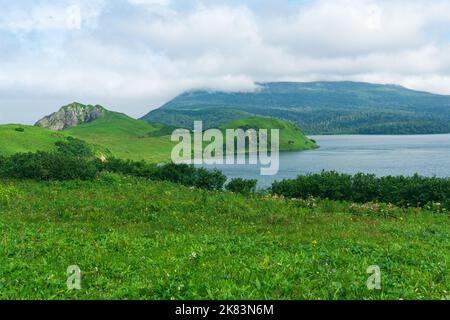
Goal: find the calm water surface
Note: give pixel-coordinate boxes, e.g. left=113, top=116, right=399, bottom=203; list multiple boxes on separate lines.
left=199, top=134, right=450, bottom=188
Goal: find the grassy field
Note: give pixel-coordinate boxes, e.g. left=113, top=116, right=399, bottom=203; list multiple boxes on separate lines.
left=0, top=125, right=69, bottom=156
left=1, top=174, right=448, bottom=300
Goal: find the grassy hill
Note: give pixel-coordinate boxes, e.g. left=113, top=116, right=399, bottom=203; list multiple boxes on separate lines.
left=219, top=117, right=318, bottom=151
left=64, top=111, right=176, bottom=162
left=1, top=106, right=316, bottom=162
left=142, top=81, right=450, bottom=134
left=1, top=174, right=448, bottom=299
left=0, top=112, right=175, bottom=162
left=0, top=124, right=114, bottom=158
left=0, top=125, right=68, bottom=156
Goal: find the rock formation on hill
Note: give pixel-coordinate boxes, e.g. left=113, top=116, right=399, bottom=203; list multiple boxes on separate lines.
left=35, top=102, right=106, bottom=131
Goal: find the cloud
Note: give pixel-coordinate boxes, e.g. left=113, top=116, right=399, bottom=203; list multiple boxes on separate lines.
left=2, top=0, right=450, bottom=124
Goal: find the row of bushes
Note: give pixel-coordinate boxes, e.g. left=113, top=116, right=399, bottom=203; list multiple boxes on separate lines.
left=97, top=158, right=227, bottom=191
left=1, top=138, right=448, bottom=206
left=270, top=171, right=450, bottom=208
left=0, top=152, right=98, bottom=181
left=0, top=152, right=228, bottom=191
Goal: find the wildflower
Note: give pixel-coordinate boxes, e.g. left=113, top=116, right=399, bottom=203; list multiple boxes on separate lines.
left=189, top=251, right=198, bottom=260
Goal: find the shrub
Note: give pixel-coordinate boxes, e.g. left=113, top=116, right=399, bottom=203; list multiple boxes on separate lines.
left=192, top=167, right=227, bottom=191
left=271, top=171, right=450, bottom=208
left=0, top=152, right=98, bottom=181
left=97, top=159, right=226, bottom=191
left=15, top=127, right=25, bottom=132
left=96, top=158, right=158, bottom=177
left=55, top=137, right=94, bottom=158
left=226, top=178, right=258, bottom=194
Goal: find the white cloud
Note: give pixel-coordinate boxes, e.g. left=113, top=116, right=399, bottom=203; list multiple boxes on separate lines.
left=2, top=0, right=450, bottom=124
left=128, top=0, right=171, bottom=5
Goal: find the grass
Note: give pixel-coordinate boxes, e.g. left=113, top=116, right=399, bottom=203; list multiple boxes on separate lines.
left=0, top=124, right=110, bottom=158
left=64, top=111, right=176, bottom=162
left=220, top=117, right=318, bottom=151
left=0, top=174, right=448, bottom=300
left=0, top=125, right=68, bottom=156
left=1, top=113, right=318, bottom=163
left=0, top=110, right=177, bottom=163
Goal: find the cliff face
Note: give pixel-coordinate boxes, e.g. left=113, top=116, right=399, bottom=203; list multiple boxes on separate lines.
left=35, top=103, right=106, bottom=131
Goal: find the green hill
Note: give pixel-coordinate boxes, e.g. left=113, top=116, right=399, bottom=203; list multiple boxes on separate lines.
left=0, top=124, right=111, bottom=157
left=1, top=105, right=317, bottom=162
left=0, top=125, right=69, bottom=156
left=142, top=81, right=450, bottom=134
left=64, top=111, right=176, bottom=162
left=219, top=117, right=318, bottom=152
left=0, top=110, right=176, bottom=162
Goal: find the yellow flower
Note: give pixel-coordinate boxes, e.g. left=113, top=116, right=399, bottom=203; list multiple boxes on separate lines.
left=311, top=240, right=318, bottom=246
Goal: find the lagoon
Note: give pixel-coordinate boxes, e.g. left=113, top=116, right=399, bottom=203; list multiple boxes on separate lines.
left=199, top=134, right=450, bottom=188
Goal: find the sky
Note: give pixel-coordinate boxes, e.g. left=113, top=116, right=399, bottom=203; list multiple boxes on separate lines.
left=2, top=0, right=450, bottom=124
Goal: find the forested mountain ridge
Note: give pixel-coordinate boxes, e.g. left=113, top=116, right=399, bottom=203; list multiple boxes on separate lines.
left=142, top=81, right=450, bottom=134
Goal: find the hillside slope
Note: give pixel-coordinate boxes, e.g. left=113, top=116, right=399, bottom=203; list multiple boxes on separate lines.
left=142, top=81, right=450, bottom=134
left=0, top=107, right=176, bottom=162
left=2, top=105, right=317, bottom=162
left=64, top=110, right=176, bottom=162
left=0, top=125, right=68, bottom=156
left=0, top=124, right=110, bottom=157
left=220, top=117, right=318, bottom=151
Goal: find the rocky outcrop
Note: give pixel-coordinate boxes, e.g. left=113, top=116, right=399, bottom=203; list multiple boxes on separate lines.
left=35, top=102, right=106, bottom=131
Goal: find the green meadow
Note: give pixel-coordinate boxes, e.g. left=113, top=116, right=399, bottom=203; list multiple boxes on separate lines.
left=0, top=106, right=448, bottom=300
left=0, top=174, right=448, bottom=300
left=0, top=111, right=316, bottom=163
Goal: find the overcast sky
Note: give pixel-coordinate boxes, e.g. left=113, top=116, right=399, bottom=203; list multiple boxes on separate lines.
left=2, top=0, right=450, bottom=124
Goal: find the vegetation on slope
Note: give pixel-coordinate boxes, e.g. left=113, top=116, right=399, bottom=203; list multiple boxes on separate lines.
left=1, top=147, right=448, bottom=208
left=220, top=117, right=318, bottom=151
left=142, top=81, right=450, bottom=134
left=0, top=174, right=448, bottom=300
left=0, top=125, right=108, bottom=157
left=2, top=104, right=318, bottom=162
left=64, top=110, right=176, bottom=162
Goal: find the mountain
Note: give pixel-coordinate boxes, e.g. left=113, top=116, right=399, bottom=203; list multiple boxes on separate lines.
left=141, top=81, right=450, bottom=135
left=35, top=102, right=106, bottom=131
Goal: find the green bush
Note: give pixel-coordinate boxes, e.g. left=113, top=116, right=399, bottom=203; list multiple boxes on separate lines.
left=98, top=159, right=226, bottom=191
left=55, top=137, right=94, bottom=158
left=14, top=127, right=25, bottom=132
left=226, top=178, right=257, bottom=194
left=0, top=151, right=227, bottom=190
left=271, top=171, right=450, bottom=208
left=0, top=152, right=98, bottom=181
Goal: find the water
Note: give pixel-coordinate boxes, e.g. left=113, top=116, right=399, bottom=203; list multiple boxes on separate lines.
left=199, top=134, right=450, bottom=188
